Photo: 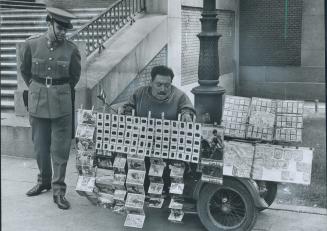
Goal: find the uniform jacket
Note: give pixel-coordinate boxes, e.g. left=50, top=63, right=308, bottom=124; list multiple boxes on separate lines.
left=20, top=33, right=81, bottom=118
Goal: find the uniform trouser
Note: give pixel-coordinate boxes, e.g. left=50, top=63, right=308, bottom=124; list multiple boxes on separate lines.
left=29, top=114, right=72, bottom=196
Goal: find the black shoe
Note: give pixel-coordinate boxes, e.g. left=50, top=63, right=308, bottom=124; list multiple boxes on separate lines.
left=53, top=195, right=71, bottom=210
left=26, top=184, right=51, bottom=197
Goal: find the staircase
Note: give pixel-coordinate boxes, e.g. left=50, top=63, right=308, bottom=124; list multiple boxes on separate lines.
left=0, top=7, right=105, bottom=112
left=0, top=0, right=45, bottom=9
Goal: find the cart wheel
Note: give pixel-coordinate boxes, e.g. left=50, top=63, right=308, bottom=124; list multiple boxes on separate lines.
left=197, top=178, right=258, bottom=231
left=259, top=181, right=278, bottom=211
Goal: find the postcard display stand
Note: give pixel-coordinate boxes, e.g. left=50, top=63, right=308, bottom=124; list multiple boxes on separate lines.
left=74, top=109, right=223, bottom=228
left=222, top=96, right=313, bottom=185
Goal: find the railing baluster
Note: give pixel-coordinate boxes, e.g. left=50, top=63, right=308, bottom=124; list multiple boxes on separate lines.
left=69, top=0, right=145, bottom=57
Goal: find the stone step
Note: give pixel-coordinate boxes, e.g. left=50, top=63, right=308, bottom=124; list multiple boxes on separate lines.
left=1, top=79, right=18, bottom=86
left=0, top=4, right=45, bottom=10
left=1, top=90, right=15, bottom=97
left=1, top=70, right=17, bottom=76
left=0, top=12, right=102, bottom=20
left=0, top=0, right=45, bottom=6
left=0, top=54, right=16, bottom=59
left=0, top=99, right=15, bottom=108
left=0, top=62, right=17, bottom=68
left=0, top=7, right=106, bottom=15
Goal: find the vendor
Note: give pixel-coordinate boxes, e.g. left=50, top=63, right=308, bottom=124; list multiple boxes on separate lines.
left=122, top=65, right=196, bottom=193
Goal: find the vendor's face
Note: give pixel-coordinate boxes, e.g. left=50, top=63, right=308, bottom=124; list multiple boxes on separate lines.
left=151, top=74, right=172, bottom=100
left=48, top=21, right=67, bottom=42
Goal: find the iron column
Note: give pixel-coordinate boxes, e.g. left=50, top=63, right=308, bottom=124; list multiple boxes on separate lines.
left=191, top=0, right=225, bottom=124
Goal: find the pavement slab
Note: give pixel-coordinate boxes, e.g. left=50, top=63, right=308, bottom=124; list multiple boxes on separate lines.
left=1, top=155, right=327, bottom=231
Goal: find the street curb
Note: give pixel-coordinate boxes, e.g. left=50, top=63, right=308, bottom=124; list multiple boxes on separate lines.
left=269, top=203, right=327, bottom=215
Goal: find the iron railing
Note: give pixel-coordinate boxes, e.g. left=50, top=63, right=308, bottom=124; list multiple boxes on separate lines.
left=69, top=0, right=145, bottom=56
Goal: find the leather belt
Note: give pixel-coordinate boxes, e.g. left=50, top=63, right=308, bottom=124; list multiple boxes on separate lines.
left=32, top=76, right=69, bottom=87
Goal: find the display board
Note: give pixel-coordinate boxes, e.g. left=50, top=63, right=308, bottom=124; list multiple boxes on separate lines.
left=222, top=95, right=304, bottom=143
left=252, top=144, right=313, bottom=185
left=223, top=141, right=255, bottom=178
left=222, top=95, right=250, bottom=139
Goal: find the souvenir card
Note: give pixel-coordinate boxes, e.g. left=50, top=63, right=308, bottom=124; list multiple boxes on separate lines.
left=200, top=159, right=223, bottom=184
left=252, top=144, right=313, bottom=185
left=149, top=163, right=165, bottom=177
left=76, top=150, right=94, bottom=168
left=274, top=128, right=302, bottom=143
left=168, top=209, right=184, bottom=222
left=96, top=183, right=115, bottom=194
left=114, top=189, right=127, bottom=202
left=97, top=192, right=114, bottom=208
left=124, top=213, right=146, bottom=229
left=127, top=156, right=146, bottom=171
left=250, top=97, right=277, bottom=114
left=168, top=198, right=183, bottom=210
left=76, top=124, right=95, bottom=139
left=200, top=125, right=224, bottom=161
left=248, top=111, right=275, bottom=128
left=148, top=197, right=164, bottom=208
left=126, top=169, right=146, bottom=185
left=169, top=162, right=185, bottom=178
left=223, top=141, right=255, bottom=178
left=77, top=109, right=96, bottom=125
left=113, top=204, right=126, bottom=214
left=95, top=156, right=113, bottom=169
left=126, top=182, right=145, bottom=194
left=276, top=100, right=304, bottom=114
left=169, top=183, right=184, bottom=195
left=113, top=173, right=126, bottom=189
left=125, top=193, right=145, bottom=213
left=95, top=168, right=114, bottom=185
left=76, top=138, right=95, bottom=151
left=76, top=176, right=95, bottom=193
left=148, top=182, right=164, bottom=195
left=113, top=156, right=126, bottom=173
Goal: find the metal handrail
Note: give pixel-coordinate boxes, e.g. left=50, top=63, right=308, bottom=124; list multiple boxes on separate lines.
left=69, top=0, right=145, bottom=56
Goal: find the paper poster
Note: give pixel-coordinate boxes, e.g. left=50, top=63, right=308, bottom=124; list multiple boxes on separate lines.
left=124, top=214, right=146, bottom=229
left=125, top=193, right=145, bottom=213
left=223, top=141, right=255, bottom=178
left=126, top=169, right=146, bottom=185
left=114, top=189, right=127, bottom=201
left=200, top=124, right=224, bottom=161
left=168, top=199, right=183, bottom=210
left=250, top=97, right=277, bottom=114
left=252, top=144, right=313, bottom=185
left=248, top=111, right=275, bottom=128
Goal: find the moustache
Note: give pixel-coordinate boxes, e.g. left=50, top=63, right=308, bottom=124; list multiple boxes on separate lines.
left=158, top=92, right=166, bottom=95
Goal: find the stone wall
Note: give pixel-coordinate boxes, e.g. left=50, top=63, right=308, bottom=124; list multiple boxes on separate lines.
left=238, top=0, right=325, bottom=101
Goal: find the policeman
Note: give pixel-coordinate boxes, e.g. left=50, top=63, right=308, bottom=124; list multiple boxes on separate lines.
left=20, top=7, right=81, bottom=210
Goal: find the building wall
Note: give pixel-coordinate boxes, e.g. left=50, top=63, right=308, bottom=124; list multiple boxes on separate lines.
left=238, top=0, right=325, bottom=101
left=180, top=0, right=240, bottom=99
left=111, top=46, right=168, bottom=104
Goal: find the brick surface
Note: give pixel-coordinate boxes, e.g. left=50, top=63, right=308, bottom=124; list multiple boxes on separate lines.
left=239, top=0, right=303, bottom=66
left=181, top=6, right=235, bottom=85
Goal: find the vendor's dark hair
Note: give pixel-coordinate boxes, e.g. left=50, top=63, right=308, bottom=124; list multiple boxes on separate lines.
left=151, top=65, right=174, bottom=81
left=46, top=15, right=52, bottom=23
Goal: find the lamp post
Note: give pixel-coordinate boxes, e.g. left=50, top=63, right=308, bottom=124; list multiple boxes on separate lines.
left=191, top=0, right=225, bottom=124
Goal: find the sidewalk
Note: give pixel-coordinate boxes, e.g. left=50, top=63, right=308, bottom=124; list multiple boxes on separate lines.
left=1, top=154, right=326, bottom=231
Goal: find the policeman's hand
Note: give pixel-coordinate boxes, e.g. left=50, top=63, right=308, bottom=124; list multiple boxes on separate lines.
left=181, top=113, right=193, bottom=122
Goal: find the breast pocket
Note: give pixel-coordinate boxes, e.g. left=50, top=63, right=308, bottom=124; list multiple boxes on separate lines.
left=56, top=61, right=69, bottom=77
left=31, top=58, right=45, bottom=76
left=28, top=82, right=41, bottom=113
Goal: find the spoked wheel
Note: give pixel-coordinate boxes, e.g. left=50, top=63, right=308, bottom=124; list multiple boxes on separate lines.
left=197, top=177, right=258, bottom=231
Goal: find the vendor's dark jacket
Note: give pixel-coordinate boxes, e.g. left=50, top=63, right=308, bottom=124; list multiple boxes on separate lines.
left=20, top=33, right=81, bottom=118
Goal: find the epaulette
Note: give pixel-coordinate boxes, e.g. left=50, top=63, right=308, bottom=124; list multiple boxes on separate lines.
left=26, top=33, right=42, bottom=41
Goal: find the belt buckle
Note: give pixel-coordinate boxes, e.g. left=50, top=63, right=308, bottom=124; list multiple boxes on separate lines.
left=45, top=76, right=52, bottom=88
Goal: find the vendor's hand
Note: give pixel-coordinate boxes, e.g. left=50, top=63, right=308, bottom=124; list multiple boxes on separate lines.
left=181, top=113, right=193, bottom=122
